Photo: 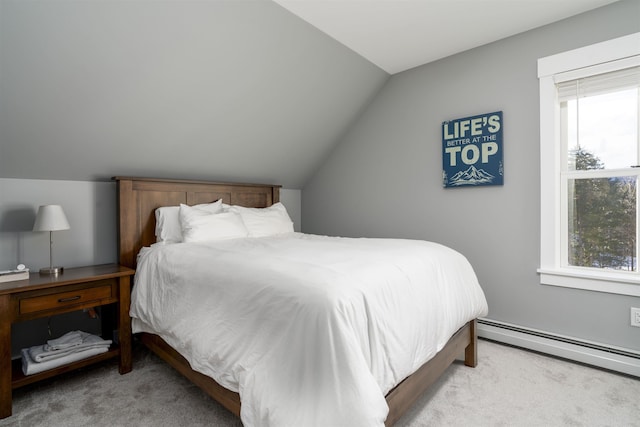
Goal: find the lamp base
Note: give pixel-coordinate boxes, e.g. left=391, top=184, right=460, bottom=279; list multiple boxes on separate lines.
left=39, top=266, right=64, bottom=275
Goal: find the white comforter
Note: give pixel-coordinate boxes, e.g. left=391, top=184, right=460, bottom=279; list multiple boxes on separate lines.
left=130, top=233, right=488, bottom=427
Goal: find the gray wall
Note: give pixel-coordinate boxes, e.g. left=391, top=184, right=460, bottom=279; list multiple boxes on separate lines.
left=0, top=178, right=302, bottom=272
left=302, top=0, right=640, bottom=352
left=0, top=0, right=388, bottom=189
left=1, top=0, right=338, bottom=271
left=0, top=179, right=117, bottom=271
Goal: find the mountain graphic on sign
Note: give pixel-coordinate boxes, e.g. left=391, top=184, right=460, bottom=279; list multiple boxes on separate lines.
left=449, top=165, right=495, bottom=186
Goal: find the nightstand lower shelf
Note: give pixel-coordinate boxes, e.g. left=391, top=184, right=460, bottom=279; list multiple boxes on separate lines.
left=11, top=346, right=120, bottom=389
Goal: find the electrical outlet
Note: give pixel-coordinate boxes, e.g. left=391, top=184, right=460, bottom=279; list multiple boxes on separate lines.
left=631, top=308, right=640, bottom=328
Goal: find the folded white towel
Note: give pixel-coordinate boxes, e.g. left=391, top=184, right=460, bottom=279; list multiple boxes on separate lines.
left=21, top=345, right=109, bottom=376
left=46, top=330, right=85, bottom=350
left=29, top=333, right=112, bottom=362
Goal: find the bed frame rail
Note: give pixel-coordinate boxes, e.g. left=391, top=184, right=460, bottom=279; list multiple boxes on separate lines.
left=385, top=320, right=476, bottom=426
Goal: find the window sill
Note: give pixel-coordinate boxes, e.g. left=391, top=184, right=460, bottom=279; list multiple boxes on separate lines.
left=538, top=268, right=640, bottom=297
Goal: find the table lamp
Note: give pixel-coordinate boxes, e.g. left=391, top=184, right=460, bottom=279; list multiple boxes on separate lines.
left=33, top=204, right=70, bottom=275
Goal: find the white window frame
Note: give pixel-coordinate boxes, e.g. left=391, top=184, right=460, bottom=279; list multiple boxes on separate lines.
left=538, top=32, right=640, bottom=297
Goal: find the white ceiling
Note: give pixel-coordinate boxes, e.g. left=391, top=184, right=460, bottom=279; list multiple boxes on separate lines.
left=273, top=0, right=619, bottom=74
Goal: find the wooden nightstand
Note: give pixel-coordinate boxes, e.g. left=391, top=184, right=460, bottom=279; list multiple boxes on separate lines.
left=0, top=264, right=134, bottom=419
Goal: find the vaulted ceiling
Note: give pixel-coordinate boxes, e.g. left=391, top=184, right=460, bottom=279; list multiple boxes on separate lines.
left=0, top=0, right=619, bottom=188
left=0, top=1, right=387, bottom=188
left=273, top=0, right=619, bottom=74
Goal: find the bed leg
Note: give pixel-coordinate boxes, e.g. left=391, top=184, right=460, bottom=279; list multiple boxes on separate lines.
left=464, top=319, right=478, bottom=367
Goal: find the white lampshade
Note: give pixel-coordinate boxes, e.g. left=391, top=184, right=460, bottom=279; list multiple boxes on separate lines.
left=33, top=205, right=70, bottom=276
left=33, top=205, right=70, bottom=232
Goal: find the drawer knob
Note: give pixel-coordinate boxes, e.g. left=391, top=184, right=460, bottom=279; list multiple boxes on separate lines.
left=57, top=295, right=81, bottom=303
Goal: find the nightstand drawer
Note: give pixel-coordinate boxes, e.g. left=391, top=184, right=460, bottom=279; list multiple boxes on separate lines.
left=19, top=284, right=113, bottom=315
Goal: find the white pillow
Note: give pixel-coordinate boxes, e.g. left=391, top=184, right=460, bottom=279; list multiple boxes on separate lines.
left=228, top=202, right=294, bottom=237
left=155, top=200, right=223, bottom=243
left=179, top=204, right=249, bottom=242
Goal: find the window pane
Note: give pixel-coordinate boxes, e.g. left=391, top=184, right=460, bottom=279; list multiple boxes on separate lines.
left=568, top=176, right=636, bottom=271
left=566, top=88, right=638, bottom=170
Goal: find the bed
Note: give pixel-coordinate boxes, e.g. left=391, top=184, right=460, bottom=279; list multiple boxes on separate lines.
left=114, top=176, right=488, bottom=426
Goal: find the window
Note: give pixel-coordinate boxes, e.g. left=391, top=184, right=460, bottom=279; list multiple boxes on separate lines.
left=538, top=33, right=640, bottom=296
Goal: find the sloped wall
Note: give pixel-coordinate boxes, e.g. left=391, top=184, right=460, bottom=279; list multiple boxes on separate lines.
left=0, top=0, right=388, bottom=189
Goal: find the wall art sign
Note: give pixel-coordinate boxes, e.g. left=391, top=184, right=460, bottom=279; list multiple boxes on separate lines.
left=442, top=111, right=503, bottom=188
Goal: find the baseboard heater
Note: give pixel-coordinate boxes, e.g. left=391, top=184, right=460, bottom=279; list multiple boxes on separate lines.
left=477, top=318, right=640, bottom=377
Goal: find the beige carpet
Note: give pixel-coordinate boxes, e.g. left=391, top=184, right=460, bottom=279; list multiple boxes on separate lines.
left=1, top=339, right=638, bottom=427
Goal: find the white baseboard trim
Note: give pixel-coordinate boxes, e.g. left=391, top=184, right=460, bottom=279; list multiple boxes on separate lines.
left=477, top=319, right=640, bottom=377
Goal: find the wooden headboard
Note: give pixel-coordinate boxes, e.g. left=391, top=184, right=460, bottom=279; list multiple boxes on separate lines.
left=113, top=176, right=281, bottom=269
